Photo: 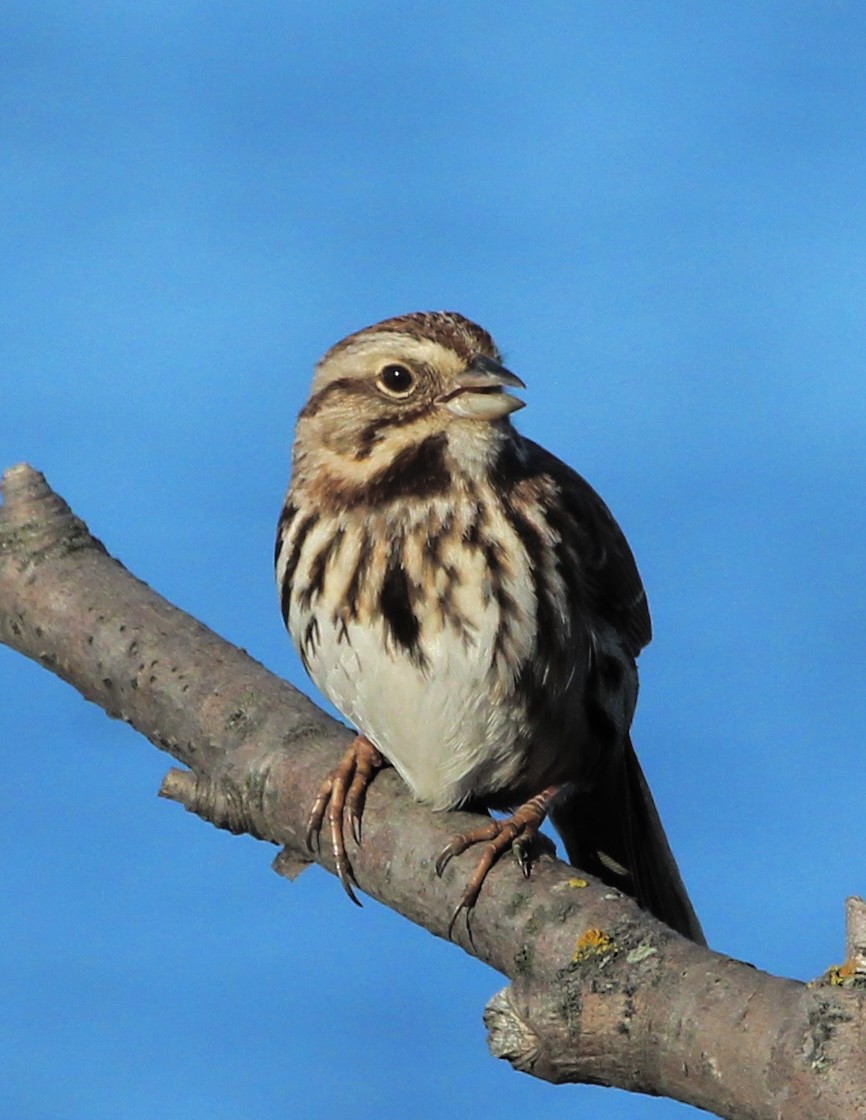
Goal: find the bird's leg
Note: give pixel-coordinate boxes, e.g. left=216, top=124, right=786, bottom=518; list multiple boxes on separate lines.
left=306, top=734, right=386, bottom=906
left=436, top=785, right=561, bottom=937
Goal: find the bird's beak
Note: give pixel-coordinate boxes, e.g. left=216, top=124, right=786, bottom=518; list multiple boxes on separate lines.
left=436, top=355, right=526, bottom=420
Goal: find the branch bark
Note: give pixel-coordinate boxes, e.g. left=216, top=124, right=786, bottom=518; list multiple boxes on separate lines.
left=2, top=462, right=865, bottom=1119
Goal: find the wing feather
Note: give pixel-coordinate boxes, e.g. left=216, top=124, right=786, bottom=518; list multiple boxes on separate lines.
left=515, top=436, right=652, bottom=658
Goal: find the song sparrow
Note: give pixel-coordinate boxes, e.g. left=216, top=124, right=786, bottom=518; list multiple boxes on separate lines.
left=276, top=311, right=704, bottom=943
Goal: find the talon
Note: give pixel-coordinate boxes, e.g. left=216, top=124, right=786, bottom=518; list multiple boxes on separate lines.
left=436, top=817, right=500, bottom=878
left=446, top=901, right=465, bottom=940
left=345, top=741, right=383, bottom=845
left=306, top=824, right=321, bottom=853
left=512, top=837, right=533, bottom=877
left=305, top=735, right=386, bottom=905
left=438, top=786, right=562, bottom=938
left=305, top=780, right=333, bottom=851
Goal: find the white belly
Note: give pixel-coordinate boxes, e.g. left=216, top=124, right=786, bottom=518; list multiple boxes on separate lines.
left=296, top=606, right=529, bottom=810
left=280, top=497, right=543, bottom=809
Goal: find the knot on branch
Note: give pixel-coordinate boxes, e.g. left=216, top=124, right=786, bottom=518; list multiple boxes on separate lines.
left=484, top=986, right=541, bottom=1074
left=0, top=463, right=106, bottom=561
left=159, top=766, right=269, bottom=839
left=272, top=846, right=313, bottom=882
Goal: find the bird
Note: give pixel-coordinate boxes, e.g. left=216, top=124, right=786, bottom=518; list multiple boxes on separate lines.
left=275, top=310, right=704, bottom=943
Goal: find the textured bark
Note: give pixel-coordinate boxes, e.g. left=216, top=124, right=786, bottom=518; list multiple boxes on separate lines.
left=2, top=462, right=865, bottom=1119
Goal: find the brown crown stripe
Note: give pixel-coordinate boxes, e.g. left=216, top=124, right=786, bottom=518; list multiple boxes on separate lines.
left=321, top=310, right=500, bottom=367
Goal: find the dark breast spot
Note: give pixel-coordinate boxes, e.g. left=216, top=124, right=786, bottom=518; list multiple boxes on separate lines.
left=380, top=554, right=425, bottom=667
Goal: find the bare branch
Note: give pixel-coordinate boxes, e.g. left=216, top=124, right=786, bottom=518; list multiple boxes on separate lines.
left=847, top=897, right=866, bottom=976
left=2, top=462, right=865, bottom=1119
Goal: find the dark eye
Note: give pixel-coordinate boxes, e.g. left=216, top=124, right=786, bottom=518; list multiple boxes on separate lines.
left=376, top=363, right=416, bottom=398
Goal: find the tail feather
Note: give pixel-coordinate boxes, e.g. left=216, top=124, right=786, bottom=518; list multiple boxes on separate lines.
left=550, top=738, right=705, bottom=944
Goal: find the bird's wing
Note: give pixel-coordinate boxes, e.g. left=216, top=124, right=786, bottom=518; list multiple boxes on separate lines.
left=518, top=436, right=652, bottom=658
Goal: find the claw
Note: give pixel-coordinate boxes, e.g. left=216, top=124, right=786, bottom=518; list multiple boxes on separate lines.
left=305, top=735, right=385, bottom=905
left=349, top=808, right=363, bottom=848
left=435, top=848, right=452, bottom=878
left=512, top=836, right=533, bottom=877
left=437, top=786, right=562, bottom=938
left=345, top=742, right=381, bottom=844
left=446, top=900, right=468, bottom=942
left=436, top=817, right=501, bottom=879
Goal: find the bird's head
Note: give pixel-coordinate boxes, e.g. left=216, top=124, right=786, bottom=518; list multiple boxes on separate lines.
left=291, top=311, right=525, bottom=505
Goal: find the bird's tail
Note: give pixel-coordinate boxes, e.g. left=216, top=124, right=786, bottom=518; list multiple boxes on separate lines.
left=550, top=737, right=705, bottom=944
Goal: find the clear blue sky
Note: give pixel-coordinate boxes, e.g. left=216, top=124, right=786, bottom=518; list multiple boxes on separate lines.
left=3, top=5, right=865, bottom=1118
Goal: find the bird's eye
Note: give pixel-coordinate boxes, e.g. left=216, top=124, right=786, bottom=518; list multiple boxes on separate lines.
left=376, top=364, right=416, bottom=398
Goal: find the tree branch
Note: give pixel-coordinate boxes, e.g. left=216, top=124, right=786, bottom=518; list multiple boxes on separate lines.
left=2, top=462, right=865, bottom=1119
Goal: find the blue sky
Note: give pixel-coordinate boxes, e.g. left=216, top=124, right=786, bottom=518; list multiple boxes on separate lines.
left=2, top=4, right=866, bottom=1118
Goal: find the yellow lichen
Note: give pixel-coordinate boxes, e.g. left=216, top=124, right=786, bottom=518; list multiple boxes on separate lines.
left=827, top=962, right=862, bottom=985
left=572, top=928, right=615, bottom=962
left=809, top=960, right=866, bottom=988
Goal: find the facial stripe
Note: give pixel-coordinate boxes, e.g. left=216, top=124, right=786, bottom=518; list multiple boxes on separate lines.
left=326, top=432, right=450, bottom=508
left=298, top=377, right=359, bottom=420
left=353, top=400, right=439, bottom=460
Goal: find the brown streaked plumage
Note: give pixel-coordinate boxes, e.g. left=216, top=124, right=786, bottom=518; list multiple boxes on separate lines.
left=320, top=310, right=500, bottom=368
left=276, top=310, right=704, bottom=943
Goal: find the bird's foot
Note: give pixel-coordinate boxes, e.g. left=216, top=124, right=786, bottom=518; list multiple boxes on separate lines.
left=306, top=734, right=385, bottom=905
left=435, top=786, right=561, bottom=937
